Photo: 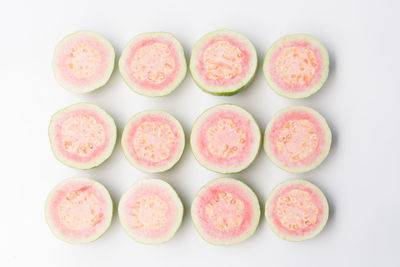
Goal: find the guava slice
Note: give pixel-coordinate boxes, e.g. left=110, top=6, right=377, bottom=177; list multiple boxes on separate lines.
left=264, top=106, right=331, bottom=173
left=190, top=104, right=261, bottom=173
left=45, top=177, right=113, bottom=244
left=48, top=103, right=117, bottom=169
left=119, top=32, right=187, bottom=97
left=118, top=178, right=184, bottom=244
left=52, top=31, right=115, bottom=94
left=190, top=29, right=258, bottom=95
left=121, top=110, right=185, bottom=173
left=263, top=34, right=329, bottom=99
left=265, top=179, right=329, bottom=241
left=191, top=178, right=260, bottom=245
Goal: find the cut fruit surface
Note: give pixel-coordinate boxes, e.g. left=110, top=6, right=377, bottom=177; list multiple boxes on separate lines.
left=190, top=29, right=257, bottom=95
left=263, top=34, right=329, bottom=99
left=119, top=32, right=187, bottom=97
left=48, top=103, right=117, bottom=169
left=45, top=177, right=113, bottom=244
left=265, top=179, right=329, bottom=241
left=264, top=106, right=331, bottom=173
left=191, top=104, right=261, bottom=173
left=121, top=110, right=185, bottom=173
left=191, top=178, right=260, bottom=245
left=118, top=179, right=183, bottom=244
left=52, top=31, right=115, bottom=93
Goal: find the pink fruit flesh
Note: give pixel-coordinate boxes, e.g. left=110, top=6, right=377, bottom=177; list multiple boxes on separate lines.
left=196, top=183, right=254, bottom=239
left=196, top=36, right=251, bottom=86
left=123, top=38, right=181, bottom=90
left=121, top=184, right=178, bottom=239
left=125, top=114, right=181, bottom=169
left=268, top=110, right=326, bottom=168
left=197, top=110, right=256, bottom=167
left=48, top=181, right=108, bottom=239
left=269, top=183, right=325, bottom=236
left=269, top=40, right=323, bottom=93
left=56, top=35, right=112, bottom=88
left=54, top=109, right=110, bottom=163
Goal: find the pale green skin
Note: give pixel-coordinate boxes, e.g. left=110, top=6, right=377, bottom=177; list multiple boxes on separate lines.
left=190, top=104, right=261, bottom=174
left=48, top=103, right=117, bottom=170
left=45, top=177, right=114, bottom=244
left=263, top=33, right=329, bottom=99
left=118, top=178, right=184, bottom=244
left=265, top=179, right=329, bottom=242
left=119, top=32, right=187, bottom=97
left=190, top=29, right=258, bottom=96
left=191, top=177, right=261, bottom=246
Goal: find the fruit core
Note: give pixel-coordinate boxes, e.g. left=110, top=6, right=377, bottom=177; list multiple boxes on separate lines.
left=276, top=119, right=317, bottom=162
left=130, top=195, right=168, bottom=230
left=66, top=42, right=101, bottom=79
left=61, top=114, right=106, bottom=157
left=205, top=191, right=244, bottom=231
left=57, top=188, right=102, bottom=231
left=203, top=41, right=243, bottom=81
left=131, top=42, right=176, bottom=84
left=133, top=121, right=175, bottom=162
left=206, top=119, right=246, bottom=159
left=275, top=189, right=319, bottom=231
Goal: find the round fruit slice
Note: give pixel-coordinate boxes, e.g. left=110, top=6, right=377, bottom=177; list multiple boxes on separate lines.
left=45, top=177, right=113, bottom=244
left=49, top=103, right=117, bottom=169
left=52, top=31, right=115, bottom=93
left=191, top=178, right=260, bottom=245
left=265, top=179, right=329, bottom=241
left=119, top=32, right=187, bottom=97
left=264, top=106, right=331, bottom=173
left=263, top=34, right=329, bottom=99
left=190, top=29, right=258, bottom=95
left=191, top=104, right=261, bottom=173
left=118, top=179, right=184, bottom=244
left=121, top=110, right=185, bottom=173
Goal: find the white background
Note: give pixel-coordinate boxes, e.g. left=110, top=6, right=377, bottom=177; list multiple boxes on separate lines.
left=1, top=0, right=399, bottom=266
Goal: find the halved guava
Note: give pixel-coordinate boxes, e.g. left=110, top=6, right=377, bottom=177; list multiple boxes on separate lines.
left=48, top=103, right=117, bottom=169
left=264, top=106, right=331, bottom=173
left=118, top=178, right=184, bottom=244
left=45, top=177, right=113, bottom=244
left=191, top=178, right=260, bottom=245
left=52, top=31, right=115, bottom=94
left=119, top=32, right=187, bottom=97
left=190, top=104, right=261, bottom=173
left=121, top=110, right=185, bottom=173
left=190, top=29, right=258, bottom=95
left=265, top=179, right=329, bottom=241
left=263, top=34, right=329, bottom=99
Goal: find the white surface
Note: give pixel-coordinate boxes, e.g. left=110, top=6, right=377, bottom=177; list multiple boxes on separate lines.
left=1, top=0, right=399, bottom=266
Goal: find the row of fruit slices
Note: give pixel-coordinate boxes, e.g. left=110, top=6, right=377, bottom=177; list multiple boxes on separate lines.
left=52, top=29, right=329, bottom=98
left=45, top=176, right=328, bottom=245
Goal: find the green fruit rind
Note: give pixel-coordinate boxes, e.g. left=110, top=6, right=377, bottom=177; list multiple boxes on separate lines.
left=119, top=32, right=187, bottom=97
left=48, top=103, right=117, bottom=170
left=190, top=29, right=258, bottom=95
left=121, top=110, right=185, bottom=173
left=191, top=178, right=260, bottom=246
left=44, top=177, right=113, bottom=244
left=190, top=104, right=261, bottom=174
left=52, top=30, right=115, bottom=94
left=265, top=179, right=329, bottom=242
left=118, top=178, right=184, bottom=244
left=263, top=33, right=329, bottom=99
left=264, top=106, right=332, bottom=174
